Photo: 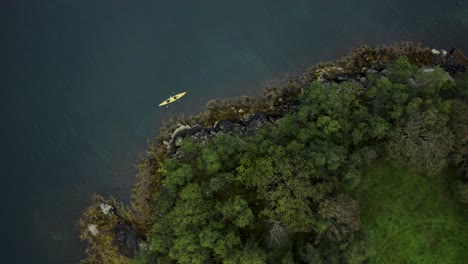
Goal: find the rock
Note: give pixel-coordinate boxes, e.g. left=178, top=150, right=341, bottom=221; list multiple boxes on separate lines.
left=380, top=69, right=390, bottom=77
left=442, top=61, right=467, bottom=75
left=214, top=120, right=246, bottom=134
left=138, top=239, right=150, bottom=251
left=189, top=124, right=204, bottom=134
left=441, top=49, right=447, bottom=56
left=317, top=73, right=326, bottom=82
left=242, top=113, right=254, bottom=122
left=87, top=224, right=99, bottom=236
left=167, top=113, right=276, bottom=156
left=99, top=203, right=115, bottom=215
left=169, top=126, right=211, bottom=155
left=113, top=224, right=140, bottom=257
left=246, top=112, right=274, bottom=131
left=171, top=124, right=191, bottom=139
left=174, top=124, right=202, bottom=138
left=449, top=48, right=468, bottom=66
left=337, top=76, right=351, bottom=82
left=174, top=137, right=184, bottom=147
left=421, top=68, right=435, bottom=73
left=325, top=72, right=363, bottom=83
left=362, top=67, right=378, bottom=74
left=431, top=48, right=441, bottom=55
left=170, top=124, right=204, bottom=148
left=206, top=127, right=216, bottom=134
left=369, top=60, right=385, bottom=72
left=238, top=108, right=244, bottom=113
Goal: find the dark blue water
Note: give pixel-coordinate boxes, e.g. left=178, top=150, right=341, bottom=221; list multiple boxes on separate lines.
left=1, top=0, right=467, bottom=263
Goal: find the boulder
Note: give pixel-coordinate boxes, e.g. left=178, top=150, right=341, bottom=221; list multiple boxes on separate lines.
left=113, top=224, right=140, bottom=257
left=167, top=113, right=276, bottom=156
left=431, top=48, right=441, bottom=55
left=242, top=113, right=254, bottom=122
left=362, top=67, right=378, bottom=74
left=87, top=224, right=99, bottom=236
left=246, top=112, right=274, bottom=131
left=214, top=120, right=246, bottom=134
left=171, top=124, right=191, bottom=139
left=190, top=127, right=211, bottom=146
left=449, top=48, right=468, bottom=66
left=170, top=124, right=204, bottom=148
left=369, top=60, right=385, bottom=72
left=138, top=239, right=150, bottom=251
left=325, top=72, right=363, bottom=84
left=99, top=203, right=115, bottom=215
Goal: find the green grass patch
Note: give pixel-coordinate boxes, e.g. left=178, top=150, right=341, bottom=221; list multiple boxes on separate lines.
left=354, top=162, right=468, bottom=264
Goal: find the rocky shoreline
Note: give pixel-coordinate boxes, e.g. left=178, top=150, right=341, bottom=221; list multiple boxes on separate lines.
left=78, top=43, right=467, bottom=263
left=166, top=112, right=277, bottom=154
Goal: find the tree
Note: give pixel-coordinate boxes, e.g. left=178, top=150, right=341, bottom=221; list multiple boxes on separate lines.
left=319, top=194, right=361, bottom=241
left=212, top=231, right=241, bottom=259
left=342, top=237, right=372, bottom=264
left=217, top=196, right=254, bottom=228
left=449, top=100, right=468, bottom=177
left=386, top=57, right=417, bottom=84
left=316, top=115, right=341, bottom=135
left=412, top=66, right=450, bottom=96
left=208, top=172, right=235, bottom=192
left=453, top=72, right=468, bottom=99
left=169, top=232, right=211, bottom=264
left=161, top=160, right=193, bottom=192
left=201, top=147, right=222, bottom=175
left=200, top=134, right=247, bottom=175
left=152, top=183, right=215, bottom=263
left=266, top=221, right=290, bottom=248
left=131, top=251, right=158, bottom=264
left=367, top=115, right=390, bottom=140
left=238, top=153, right=318, bottom=232
left=299, top=243, right=324, bottom=264
left=386, top=106, right=454, bottom=173
left=225, top=240, right=267, bottom=264
left=449, top=100, right=468, bottom=204
left=366, top=77, right=408, bottom=121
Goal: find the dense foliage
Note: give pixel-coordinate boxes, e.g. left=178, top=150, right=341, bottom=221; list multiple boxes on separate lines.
left=131, top=58, right=467, bottom=263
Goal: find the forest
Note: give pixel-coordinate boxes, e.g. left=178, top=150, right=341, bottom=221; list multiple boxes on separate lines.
left=79, top=44, right=468, bottom=264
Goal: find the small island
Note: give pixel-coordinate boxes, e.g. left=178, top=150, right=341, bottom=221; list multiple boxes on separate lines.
left=79, top=43, right=468, bottom=264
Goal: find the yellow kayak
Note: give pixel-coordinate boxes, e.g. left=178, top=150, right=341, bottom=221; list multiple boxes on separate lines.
left=158, top=92, right=187, bottom=106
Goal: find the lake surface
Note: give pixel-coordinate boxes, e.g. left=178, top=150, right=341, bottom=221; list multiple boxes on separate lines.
left=1, top=0, right=467, bottom=263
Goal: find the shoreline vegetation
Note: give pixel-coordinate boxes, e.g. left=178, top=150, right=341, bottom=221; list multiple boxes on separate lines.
left=78, top=42, right=468, bottom=264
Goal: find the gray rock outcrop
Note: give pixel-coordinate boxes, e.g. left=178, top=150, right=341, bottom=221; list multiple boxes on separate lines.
left=166, top=112, right=277, bottom=155
left=99, top=203, right=115, bottom=215
left=112, top=224, right=140, bottom=257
